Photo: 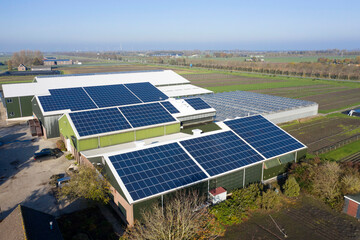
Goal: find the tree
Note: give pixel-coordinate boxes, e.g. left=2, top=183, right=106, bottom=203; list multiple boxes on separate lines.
left=283, top=177, right=300, bottom=197
left=7, top=60, right=12, bottom=71
left=59, top=166, right=110, bottom=204
left=312, top=161, right=341, bottom=204
left=122, top=191, right=223, bottom=240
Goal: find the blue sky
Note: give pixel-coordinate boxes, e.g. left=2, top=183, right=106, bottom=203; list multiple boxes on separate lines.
left=1, top=0, right=359, bottom=51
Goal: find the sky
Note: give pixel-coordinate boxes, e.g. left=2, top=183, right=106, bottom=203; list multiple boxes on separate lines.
left=1, top=0, right=359, bottom=52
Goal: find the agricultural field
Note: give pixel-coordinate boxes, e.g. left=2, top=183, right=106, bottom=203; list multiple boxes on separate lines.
left=281, top=114, right=360, bottom=154
left=220, top=195, right=360, bottom=240
left=57, top=63, right=162, bottom=75
left=0, top=75, right=35, bottom=89
left=178, top=70, right=360, bottom=113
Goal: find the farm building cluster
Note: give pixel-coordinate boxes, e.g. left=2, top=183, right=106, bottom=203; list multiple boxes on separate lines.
left=1, top=70, right=317, bottom=225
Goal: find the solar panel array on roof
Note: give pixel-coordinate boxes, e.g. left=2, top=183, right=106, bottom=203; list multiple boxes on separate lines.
left=185, top=98, right=212, bottom=110
left=84, top=84, right=141, bottom=108
left=119, top=103, right=176, bottom=128
left=39, top=88, right=97, bottom=112
left=38, top=82, right=169, bottom=112
left=180, top=131, right=264, bottom=176
left=160, top=101, right=180, bottom=114
left=225, top=115, right=305, bottom=158
left=109, top=143, right=208, bottom=201
left=125, top=82, right=168, bottom=102
left=69, top=108, right=132, bottom=136
left=190, top=91, right=316, bottom=121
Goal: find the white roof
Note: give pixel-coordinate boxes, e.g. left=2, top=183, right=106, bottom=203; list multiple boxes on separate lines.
left=2, top=70, right=190, bottom=98
left=157, top=84, right=213, bottom=97
left=2, top=83, right=39, bottom=98
left=35, top=70, right=189, bottom=88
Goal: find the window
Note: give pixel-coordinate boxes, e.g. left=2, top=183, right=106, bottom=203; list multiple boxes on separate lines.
left=118, top=202, right=127, bottom=218
left=6, top=98, right=13, bottom=103
left=9, top=112, right=15, bottom=117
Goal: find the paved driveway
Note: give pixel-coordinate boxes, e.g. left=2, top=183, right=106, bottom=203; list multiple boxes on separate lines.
left=0, top=123, right=84, bottom=219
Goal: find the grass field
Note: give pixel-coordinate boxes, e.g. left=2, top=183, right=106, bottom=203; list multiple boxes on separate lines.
left=281, top=114, right=360, bottom=153
left=220, top=194, right=360, bottom=240
left=320, top=139, right=360, bottom=161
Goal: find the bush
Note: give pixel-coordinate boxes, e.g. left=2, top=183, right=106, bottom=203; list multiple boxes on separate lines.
left=66, top=154, right=74, bottom=160
left=260, top=190, right=281, bottom=210
left=56, top=140, right=66, bottom=151
left=341, top=174, right=360, bottom=195
left=210, top=184, right=263, bottom=225
left=284, top=177, right=300, bottom=197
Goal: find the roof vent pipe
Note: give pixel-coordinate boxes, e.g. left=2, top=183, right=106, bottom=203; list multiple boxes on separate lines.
left=192, top=129, right=202, bottom=136
left=135, top=141, right=146, bottom=148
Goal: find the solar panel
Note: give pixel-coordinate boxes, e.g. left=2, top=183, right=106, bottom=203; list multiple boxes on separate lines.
left=119, top=103, right=176, bottom=128
left=109, top=143, right=207, bottom=201
left=84, top=84, right=142, bottom=108
left=69, top=108, right=132, bottom=137
left=39, top=88, right=97, bottom=112
left=124, top=82, right=168, bottom=102
left=180, top=131, right=264, bottom=176
left=160, top=101, right=180, bottom=114
left=185, top=98, right=212, bottom=110
left=225, top=115, right=305, bottom=159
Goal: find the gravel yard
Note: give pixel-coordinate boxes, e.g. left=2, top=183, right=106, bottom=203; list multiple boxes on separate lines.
left=0, top=123, right=84, bottom=220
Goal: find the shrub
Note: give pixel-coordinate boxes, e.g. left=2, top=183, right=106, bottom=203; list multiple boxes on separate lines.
left=312, top=161, right=341, bottom=205
left=210, top=200, right=247, bottom=225
left=65, top=154, right=74, bottom=160
left=284, top=177, right=300, bottom=197
left=260, top=190, right=281, bottom=210
left=210, top=184, right=263, bottom=225
left=341, top=174, right=360, bottom=195
left=56, top=140, right=66, bottom=151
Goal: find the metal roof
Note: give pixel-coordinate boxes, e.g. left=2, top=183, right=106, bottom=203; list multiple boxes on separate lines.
left=157, top=84, right=212, bottom=97
left=2, top=70, right=190, bottom=98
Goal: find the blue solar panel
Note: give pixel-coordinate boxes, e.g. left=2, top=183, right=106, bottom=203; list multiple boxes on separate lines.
left=84, top=84, right=142, bottom=108
left=69, top=108, right=132, bottom=137
left=39, top=88, right=97, bottom=112
left=225, top=115, right=305, bottom=159
left=160, top=101, right=180, bottom=114
left=109, top=143, right=207, bottom=201
left=119, top=103, right=176, bottom=128
left=180, top=131, right=264, bottom=176
left=125, top=82, right=168, bottom=102
left=185, top=98, right=212, bottom=110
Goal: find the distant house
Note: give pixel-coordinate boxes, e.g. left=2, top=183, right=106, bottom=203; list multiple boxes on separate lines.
left=343, top=194, right=360, bottom=219
left=44, top=59, right=73, bottom=66
left=0, top=205, right=63, bottom=240
left=31, top=66, right=52, bottom=71
left=18, top=64, right=27, bottom=71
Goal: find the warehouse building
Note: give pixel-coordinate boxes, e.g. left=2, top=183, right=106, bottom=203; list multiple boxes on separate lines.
left=31, top=81, right=215, bottom=139
left=79, top=115, right=306, bottom=225
left=1, top=70, right=197, bottom=120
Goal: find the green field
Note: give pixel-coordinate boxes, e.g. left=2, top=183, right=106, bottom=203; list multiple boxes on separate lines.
left=320, top=140, right=360, bottom=161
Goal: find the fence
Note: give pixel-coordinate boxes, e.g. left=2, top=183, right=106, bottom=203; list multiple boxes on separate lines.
left=313, top=134, right=360, bottom=155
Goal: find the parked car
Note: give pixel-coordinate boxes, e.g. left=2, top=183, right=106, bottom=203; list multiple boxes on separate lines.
left=57, top=176, right=71, bottom=188
left=34, top=148, right=62, bottom=161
